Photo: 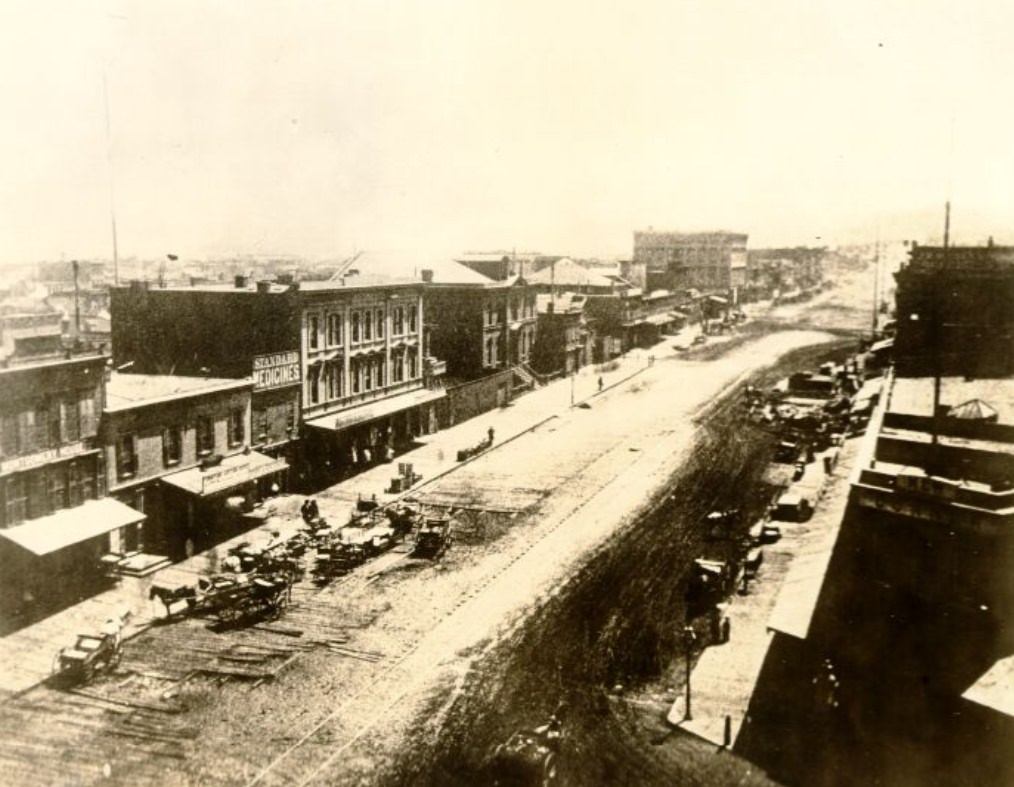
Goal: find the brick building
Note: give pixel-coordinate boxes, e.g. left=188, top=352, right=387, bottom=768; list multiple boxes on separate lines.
left=750, top=372, right=1014, bottom=785
left=893, top=240, right=1014, bottom=377
left=353, top=253, right=538, bottom=423
left=531, top=293, right=592, bottom=375
left=111, top=273, right=445, bottom=490
left=101, top=373, right=285, bottom=562
left=634, top=230, right=748, bottom=296
left=0, top=305, right=118, bottom=630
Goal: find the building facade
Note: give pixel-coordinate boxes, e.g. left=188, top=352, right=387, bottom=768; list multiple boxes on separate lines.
left=0, top=309, right=116, bottom=630
left=634, top=230, right=748, bottom=295
left=101, top=373, right=286, bottom=562
left=296, top=278, right=445, bottom=486
left=110, top=276, right=447, bottom=491
left=750, top=372, right=1014, bottom=786
left=531, top=293, right=592, bottom=375
left=893, top=240, right=1014, bottom=377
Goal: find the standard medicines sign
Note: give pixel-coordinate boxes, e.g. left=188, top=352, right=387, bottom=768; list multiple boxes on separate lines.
left=253, top=351, right=301, bottom=391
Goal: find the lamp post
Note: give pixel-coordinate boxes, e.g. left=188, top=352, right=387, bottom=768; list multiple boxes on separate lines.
left=683, top=624, right=697, bottom=721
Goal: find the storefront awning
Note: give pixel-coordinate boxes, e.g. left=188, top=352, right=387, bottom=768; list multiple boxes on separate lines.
left=643, top=313, right=673, bottom=326
left=162, top=451, right=289, bottom=497
left=0, top=498, right=145, bottom=556
left=306, top=387, right=446, bottom=433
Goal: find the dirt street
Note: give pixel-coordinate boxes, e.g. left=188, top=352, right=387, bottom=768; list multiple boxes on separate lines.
left=0, top=282, right=871, bottom=786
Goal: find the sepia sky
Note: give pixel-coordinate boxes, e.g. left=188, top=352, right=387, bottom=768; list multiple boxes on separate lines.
left=0, top=0, right=1011, bottom=267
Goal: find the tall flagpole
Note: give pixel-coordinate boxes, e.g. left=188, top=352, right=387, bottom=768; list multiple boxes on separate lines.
left=103, top=69, right=120, bottom=286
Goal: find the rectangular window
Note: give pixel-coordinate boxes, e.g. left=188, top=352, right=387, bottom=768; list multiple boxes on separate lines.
left=116, top=433, right=136, bottom=479
left=393, top=307, right=404, bottom=335
left=196, top=416, right=214, bottom=456
left=4, top=476, right=27, bottom=526
left=408, top=305, right=418, bottom=333
left=49, top=465, right=67, bottom=511
left=326, top=361, right=342, bottom=399
left=351, top=360, right=361, bottom=393
left=80, top=461, right=96, bottom=502
left=308, top=366, right=321, bottom=405
left=327, top=313, right=343, bottom=346
left=63, top=394, right=81, bottom=442
left=163, top=425, right=182, bottom=466
left=363, top=359, right=373, bottom=391
left=28, top=471, right=49, bottom=520
left=308, top=314, right=320, bottom=349
left=351, top=312, right=360, bottom=343
left=0, top=412, right=19, bottom=457
left=80, top=395, right=96, bottom=436
left=375, top=358, right=385, bottom=388
left=228, top=407, right=245, bottom=447
left=392, top=352, right=404, bottom=383
left=67, top=462, right=82, bottom=507
left=34, top=401, right=49, bottom=450
left=376, top=309, right=385, bottom=339
left=254, top=408, right=269, bottom=444
left=408, top=348, right=419, bottom=378
left=363, top=311, right=372, bottom=340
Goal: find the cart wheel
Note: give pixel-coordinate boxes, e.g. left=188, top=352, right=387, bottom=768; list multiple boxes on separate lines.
left=541, top=753, right=558, bottom=786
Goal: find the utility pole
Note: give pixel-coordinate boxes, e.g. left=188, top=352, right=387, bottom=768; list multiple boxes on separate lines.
left=931, top=201, right=950, bottom=451
left=872, top=237, right=880, bottom=337
left=683, top=625, right=696, bottom=720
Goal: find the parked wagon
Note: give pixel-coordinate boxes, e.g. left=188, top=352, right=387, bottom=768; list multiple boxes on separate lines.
left=413, top=515, right=453, bottom=559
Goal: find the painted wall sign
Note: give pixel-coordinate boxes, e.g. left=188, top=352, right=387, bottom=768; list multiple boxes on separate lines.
left=253, top=351, right=301, bottom=391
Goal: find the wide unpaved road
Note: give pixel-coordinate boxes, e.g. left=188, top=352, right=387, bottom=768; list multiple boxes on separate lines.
left=224, top=329, right=835, bottom=787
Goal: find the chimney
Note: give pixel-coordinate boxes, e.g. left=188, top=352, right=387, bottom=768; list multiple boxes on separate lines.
left=988, top=236, right=995, bottom=248
left=256, top=280, right=272, bottom=294
left=421, top=269, right=434, bottom=283
left=235, top=274, right=247, bottom=288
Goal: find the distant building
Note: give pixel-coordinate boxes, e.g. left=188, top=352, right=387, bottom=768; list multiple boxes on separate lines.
left=526, top=258, right=635, bottom=296
left=894, top=240, right=1014, bottom=377
left=746, top=247, right=827, bottom=302
left=633, top=230, right=748, bottom=295
left=531, top=293, right=591, bottom=375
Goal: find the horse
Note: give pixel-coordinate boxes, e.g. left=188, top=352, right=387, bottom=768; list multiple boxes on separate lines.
left=149, top=584, right=197, bottom=617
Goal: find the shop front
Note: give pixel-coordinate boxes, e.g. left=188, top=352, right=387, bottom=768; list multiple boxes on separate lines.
left=304, top=387, right=445, bottom=483
left=159, top=451, right=289, bottom=560
left=0, top=498, right=145, bottom=630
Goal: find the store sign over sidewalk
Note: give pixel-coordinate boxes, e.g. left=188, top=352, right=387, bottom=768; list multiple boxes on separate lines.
left=253, top=351, right=301, bottom=391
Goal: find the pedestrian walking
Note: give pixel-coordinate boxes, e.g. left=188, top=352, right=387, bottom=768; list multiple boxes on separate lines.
left=487, top=426, right=495, bottom=445
left=598, top=376, right=604, bottom=393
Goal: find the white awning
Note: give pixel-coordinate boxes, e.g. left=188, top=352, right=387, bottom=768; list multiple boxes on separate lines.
left=0, top=498, right=145, bottom=556
left=162, top=451, right=289, bottom=497
left=306, top=387, right=446, bottom=433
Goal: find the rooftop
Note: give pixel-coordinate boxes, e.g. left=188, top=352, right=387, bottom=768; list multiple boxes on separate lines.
left=105, top=372, right=252, bottom=412
left=527, top=258, right=619, bottom=289
left=889, top=376, right=1014, bottom=425
left=345, top=250, right=499, bottom=287
left=536, top=292, right=586, bottom=315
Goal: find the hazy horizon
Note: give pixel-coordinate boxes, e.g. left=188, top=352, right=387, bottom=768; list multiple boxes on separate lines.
left=2, top=1, right=1011, bottom=268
